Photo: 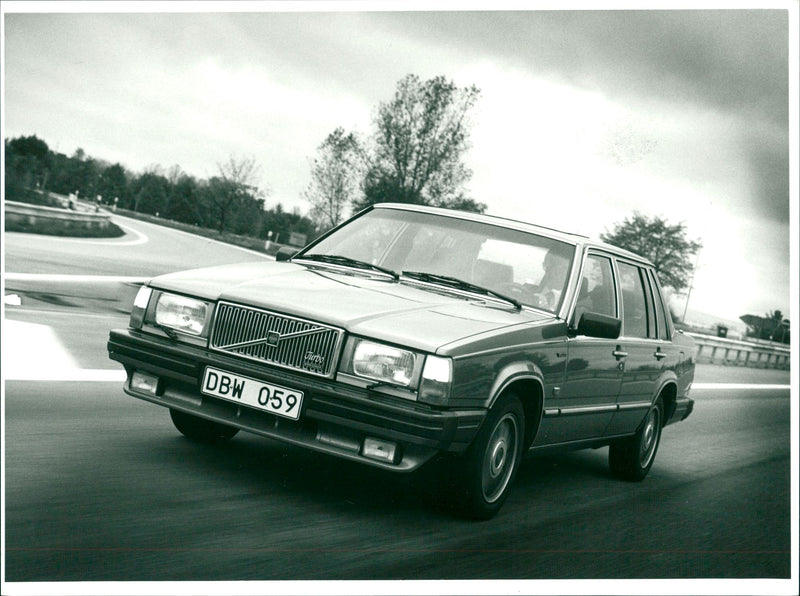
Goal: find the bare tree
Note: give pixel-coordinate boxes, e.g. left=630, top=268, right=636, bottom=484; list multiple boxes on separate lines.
left=304, top=128, right=364, bottom=230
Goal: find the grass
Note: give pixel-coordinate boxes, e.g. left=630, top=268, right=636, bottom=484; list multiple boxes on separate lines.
left=5, top=217, right=126, bottom=238
left=5, top=187, right=125, bottom=238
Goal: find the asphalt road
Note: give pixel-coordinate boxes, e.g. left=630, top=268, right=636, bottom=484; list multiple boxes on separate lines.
left=2, top=217, right=795, bottom=590
left=3, top=370, right=792, bottom=582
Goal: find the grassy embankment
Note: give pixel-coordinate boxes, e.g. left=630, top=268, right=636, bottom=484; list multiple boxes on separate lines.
left=5, top=188, right=125, bottom=238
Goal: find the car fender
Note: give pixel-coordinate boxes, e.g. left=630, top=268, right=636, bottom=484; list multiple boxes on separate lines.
left=481, top=361, right=547, bottom=448
left=651, top=370, right=679, bottom=420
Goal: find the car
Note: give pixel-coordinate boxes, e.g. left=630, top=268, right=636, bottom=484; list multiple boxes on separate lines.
left=108, top=203, right=695, bottom=519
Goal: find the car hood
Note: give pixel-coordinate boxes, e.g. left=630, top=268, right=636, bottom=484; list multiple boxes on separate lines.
left=150, top=260, right=552, bottom=352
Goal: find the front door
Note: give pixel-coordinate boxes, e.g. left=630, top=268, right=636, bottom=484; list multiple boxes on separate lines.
left=535, top=254, right=621, bottom=445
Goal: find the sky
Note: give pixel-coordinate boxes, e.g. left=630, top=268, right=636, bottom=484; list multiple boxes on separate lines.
left=2, top=1, right=796, bottom=329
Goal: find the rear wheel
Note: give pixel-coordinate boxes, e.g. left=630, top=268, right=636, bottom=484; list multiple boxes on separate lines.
left=454, top=392, right=525, bottom=520
left=169, top=409, right=239, bottom=443
left=609, top=398, right=662, bottom=481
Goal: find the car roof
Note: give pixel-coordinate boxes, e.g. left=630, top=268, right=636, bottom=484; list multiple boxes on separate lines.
left=372, top=203, right=654, bottom=266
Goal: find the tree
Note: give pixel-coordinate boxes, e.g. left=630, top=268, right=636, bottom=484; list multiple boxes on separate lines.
left=600, top=212, right=702, bottom=292
left=355, top=74, right=483, bottom=213
left=165, top=174, right=202, bottom=224
left=5, top=135, right=51, bottom=192
left=304, top=127, right=364, bottom=230
left=97, top=163, right=128, bottom=205
left=205, top=156, right=264, bottom=234
left=131, top=171, right=169, bottom=214
left=261, top=203, right=318, bottom=244
left=59, top=148, right=101, bottom=199
left=740, top=311, right=790, bottom=344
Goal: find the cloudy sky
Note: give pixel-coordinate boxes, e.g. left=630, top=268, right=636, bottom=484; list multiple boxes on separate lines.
left=2, top=2, right=795, bottom=327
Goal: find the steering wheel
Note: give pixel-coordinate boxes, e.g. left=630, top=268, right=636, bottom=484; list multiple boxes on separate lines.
left=494, top=282, right=526, bottom=298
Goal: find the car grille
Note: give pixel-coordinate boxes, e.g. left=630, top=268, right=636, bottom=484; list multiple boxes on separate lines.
left=210, top=302, right=343, bottom=378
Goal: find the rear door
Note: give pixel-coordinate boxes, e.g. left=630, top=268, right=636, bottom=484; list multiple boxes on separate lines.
left=604, top=260, right=664, bottom=435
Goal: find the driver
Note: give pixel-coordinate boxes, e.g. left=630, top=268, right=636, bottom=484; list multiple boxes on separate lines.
left=533, top=247, right=571, bottom=310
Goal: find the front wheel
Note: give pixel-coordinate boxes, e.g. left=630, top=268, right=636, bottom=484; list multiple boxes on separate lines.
left=169, top=409, right=240, bottom=443
left=609, top=398, right=662, bottom=481
left=453, top=393, right=525, bottom=520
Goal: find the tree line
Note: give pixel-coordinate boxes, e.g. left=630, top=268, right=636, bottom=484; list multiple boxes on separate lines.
left=4, top=136, right=317, bottom=242
left=5, top=74, right=486, bottom=244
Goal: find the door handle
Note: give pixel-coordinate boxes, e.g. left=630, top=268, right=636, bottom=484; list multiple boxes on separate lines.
left=612, top=348, right=628, bottom=360
left=654, top=350, right=667, bottom=360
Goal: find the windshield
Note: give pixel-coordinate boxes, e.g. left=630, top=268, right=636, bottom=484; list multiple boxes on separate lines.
left=299, top=208, right=576, bottom=313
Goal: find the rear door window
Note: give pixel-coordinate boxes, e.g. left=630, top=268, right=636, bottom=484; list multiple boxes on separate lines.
left=648, top=269, right=672, bottom=340
left=617, top=262, right=650, bottom=339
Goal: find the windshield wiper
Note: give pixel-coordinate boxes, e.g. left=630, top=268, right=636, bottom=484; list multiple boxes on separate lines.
left=297, top=254, right=399, bottom=280
left=401, top=271, right=522, bottom=311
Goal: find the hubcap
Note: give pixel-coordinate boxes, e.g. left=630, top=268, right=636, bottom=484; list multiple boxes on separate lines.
left=639, top=406, right=660, bottom=468
left=489, top=441, right=507, bottom=478
left=482, top=413, right=519, bottom=503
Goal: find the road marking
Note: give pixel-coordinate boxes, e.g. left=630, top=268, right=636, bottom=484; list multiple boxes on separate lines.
left=2, top=319, right=125, bottom=382
left=693, top=383, right=790, bottom=390
left=111, top=213, right=274, bottom=259
left=5, top=293, right=22, bottom=305
left=69, top=219, right=150, bottom=246
left=5, top=318, right=72, bottom=378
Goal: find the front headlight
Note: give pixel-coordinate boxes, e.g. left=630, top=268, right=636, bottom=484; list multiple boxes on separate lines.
left=351, top=340, right=416, bottom=387
left=154, top=293, right=211, bottom=336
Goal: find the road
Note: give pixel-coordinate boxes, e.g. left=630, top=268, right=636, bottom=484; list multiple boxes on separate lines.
left=2, top=217, right=796, bottom=591
left=4, top=212, right=269, bottom=277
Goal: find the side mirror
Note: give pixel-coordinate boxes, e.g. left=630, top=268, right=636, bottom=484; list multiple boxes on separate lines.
left=575, top=312, right=621, bottom=340
left=275, top=246, right=297, bottom=262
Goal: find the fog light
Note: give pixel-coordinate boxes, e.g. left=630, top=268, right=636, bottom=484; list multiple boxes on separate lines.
left=131, top=371, right=159, bottom=395
left=362, top=437, right=399, bottom=464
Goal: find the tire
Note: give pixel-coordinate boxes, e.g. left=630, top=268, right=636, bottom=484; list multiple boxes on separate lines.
left=169, top=409, right=239, bottom=443
left=609, top=398, right=662, bottom=481
left=453, top=392, right=525, bottom=520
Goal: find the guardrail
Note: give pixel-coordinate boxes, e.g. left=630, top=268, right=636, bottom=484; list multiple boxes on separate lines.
left=687, top=332, right=790, bottom=369
left=5, top=200, right=112, bottom=231
left=4, top=273, right=146, bottom=314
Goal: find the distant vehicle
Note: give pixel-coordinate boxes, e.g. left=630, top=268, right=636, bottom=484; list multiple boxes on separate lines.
left=108, top=203, right=695, bottom=519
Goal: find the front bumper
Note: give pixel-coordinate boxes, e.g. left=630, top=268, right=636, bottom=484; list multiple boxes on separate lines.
left=107, top=329, right=485, bottom=472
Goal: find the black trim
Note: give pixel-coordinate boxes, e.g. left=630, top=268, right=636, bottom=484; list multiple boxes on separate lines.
left=108, top=329, right=485, bottom=469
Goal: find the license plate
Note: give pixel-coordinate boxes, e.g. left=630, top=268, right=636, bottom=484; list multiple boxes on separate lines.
left=201, top=367, right=303, bottom=420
